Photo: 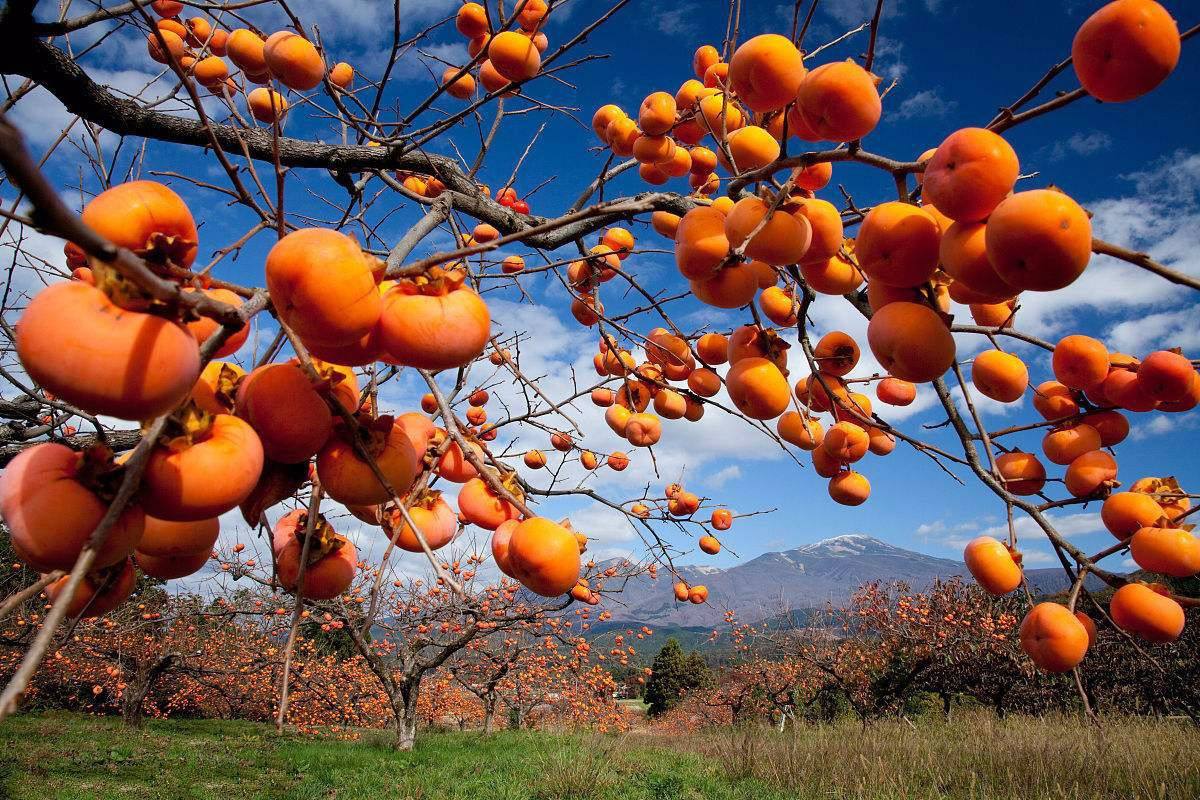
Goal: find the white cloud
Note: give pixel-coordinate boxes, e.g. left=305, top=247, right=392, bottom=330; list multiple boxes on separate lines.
left=918, top=511, right=1105, bottom=557
left=704, top=464, right=742, bottom=489
left=654, top=9, right=694, bottom=36
left=1044, top=131, right=1113, bottom=162
left=977, top=511, right=1104, bottom=542
left=1105, top=304, right=1200, bottom=355
left=1131, top=412, right=1198, bottom=442
left=890, top=88, right=956, bottom=120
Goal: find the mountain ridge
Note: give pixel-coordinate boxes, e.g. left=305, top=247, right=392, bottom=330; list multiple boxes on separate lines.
left=599, top=534, right=1096, bottom=628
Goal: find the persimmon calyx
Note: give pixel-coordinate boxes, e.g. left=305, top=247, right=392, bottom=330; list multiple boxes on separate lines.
left=404, top=265, right=468, bottom=295
left=293, top=511, right=345, bottom=563
left=74, top=443, right=126, bottom=502
left=157, top=402, right=215, bottom=453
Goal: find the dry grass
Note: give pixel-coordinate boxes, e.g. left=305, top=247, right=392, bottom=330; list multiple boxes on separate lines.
left=659, top=711, right=1200, bottom=799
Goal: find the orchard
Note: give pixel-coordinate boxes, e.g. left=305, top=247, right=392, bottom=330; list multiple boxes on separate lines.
left=0, top=0, right=1198, bottom=750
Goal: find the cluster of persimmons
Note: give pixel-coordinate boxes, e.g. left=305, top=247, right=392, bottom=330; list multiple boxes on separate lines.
left=0, top=0, right=1196, bottom=693
left=1, top=177, right=586, bottom=619
left=568, top=0, right=1192, bottom=674
left=142, top=0, right=354, bottom=124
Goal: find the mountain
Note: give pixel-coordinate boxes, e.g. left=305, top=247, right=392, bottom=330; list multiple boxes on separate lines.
left=599, top=534, right=1097, bottom=629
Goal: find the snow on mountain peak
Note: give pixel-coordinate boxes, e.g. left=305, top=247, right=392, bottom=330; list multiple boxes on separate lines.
left=794, top=534, right=896, bottom=556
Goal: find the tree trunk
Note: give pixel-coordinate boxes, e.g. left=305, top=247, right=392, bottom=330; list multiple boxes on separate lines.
left=394, top=681, right=420, bottom=751
left=940, top=692, right=952, bottom=720
left=121, top=654, right=175, bottom=728
left=483, top=693, right=497, bottom=735
left=122, top=681, right=148, bottom=728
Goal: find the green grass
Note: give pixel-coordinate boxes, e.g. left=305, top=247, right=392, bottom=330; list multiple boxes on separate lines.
left=4, top=711, right=1198, bottom=799
left=0, top=712, right=781, bottom=800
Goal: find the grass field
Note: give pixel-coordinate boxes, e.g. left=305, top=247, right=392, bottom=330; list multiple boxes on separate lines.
left=2, top=711, right=1198, bottom=799
left=0, top=712, right=775, bottom=800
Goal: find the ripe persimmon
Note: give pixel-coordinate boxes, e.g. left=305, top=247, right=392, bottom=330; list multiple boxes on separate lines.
left=329, top=61, right=353, bottom=88
left=1083, top=409, right=1129, bottom=446
left=138, top=515, right=219, bottom=559
left=759, top=286, right=798, bottom=326
left=724, top=197, right=811, bottom=266
left=876, top=377, right=916, bottom=407
left=488, top=30, right=541, bottom=82
left=922, top=128, right=1019, bottom=223
left=1130, top=526, right=1200, bottom=577
left=720, top=126, right=781, bottom=174
left=995, top=450, right=1047, bottom=495
left=442, top=67, right=476, bottom=99
left=801, top=253, right=863, bottom=295
left=985, top=190, right=1092, bottom=292
left=141, top=413, right=264, bottom=521
left=697, top=332, right=730, bottom=365
left=823, top=421, right=869, bottom=463
left=1072, top=0, right=1180, bottom=102
left=226, top=28, right=267, bottom=71
left=380, top=273, right=490, bottom=370
left=316, top=417, right=419, bottom=506
left=866, top=301, right=955, bottom=383
left=136, top=548, right=211, bottom=580
left=608, top=452, right=630, bottom=471
left=507, top=517, right=581, bottom=596
left=1043, top=422, right=1102, bottom=466
left=1020, top=602, right=1090, bottom=672
left=1032, top=381, right=1079, bottom=421
left=971, top=350, right=1028, bottom=403
left=1063, top=450, right=1118, bottom=498
left=726, top=357, right=790, bottom=420
left=274, top=511, right=358, bottom=600
left=1109, top=582, right=1185, bottom=642
left=728, top=34, right=805, bottom=112
left=267, top=229, right=381, bottom=349
left=81, top=180, right=198, bottom=269
left=1136, top=350, right=1194, bottom=402
left=1052, top=335, right=1110, bottom=390
left=263, top=31, right=325, bottom=91
left=691, top=262, right=758, bottom=308
left=789, top=198, right=843, bottom=265
left=386, top=491, right=456, bottom=554
left=638, top=91, right=677, bottom=136
left=793, top=59, right=881, bottom=142
left=855, top=202, right=941, bottom=288
left=674, top=206, right=731, bottom=280
left=964, top=536, right=1022, bottom=595
left=0, top=443, right=145, bottom=572
left=828, top=470, right=870, bottom=506
left=813, top=331, right=860, bottom=377
left=236, top=362, right=333, bottom=464
left=458, top=477, right=522, bottom=531
left=791, top=161, right=833, bottom=191
left=777, top=411, right=823, bottom=450
left=17, top=282, right=200, bottom=421
left=940, top=221, right=1016, bottom=302
left=491, top=519, right=518, bottom=576
left=46, top=559, right=137, bottom=618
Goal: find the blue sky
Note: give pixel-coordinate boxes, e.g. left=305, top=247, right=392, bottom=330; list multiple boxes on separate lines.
left=4, top=0, right=1199, bottom=586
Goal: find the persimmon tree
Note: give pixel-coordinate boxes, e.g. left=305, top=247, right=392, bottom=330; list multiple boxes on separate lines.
left=0, top=0, right=1199, bottom=737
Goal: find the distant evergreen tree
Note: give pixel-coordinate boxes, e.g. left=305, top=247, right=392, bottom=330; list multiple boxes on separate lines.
left=684, top=650, right=714, bottom=691
left=643, top=638, right=711, bottom=716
